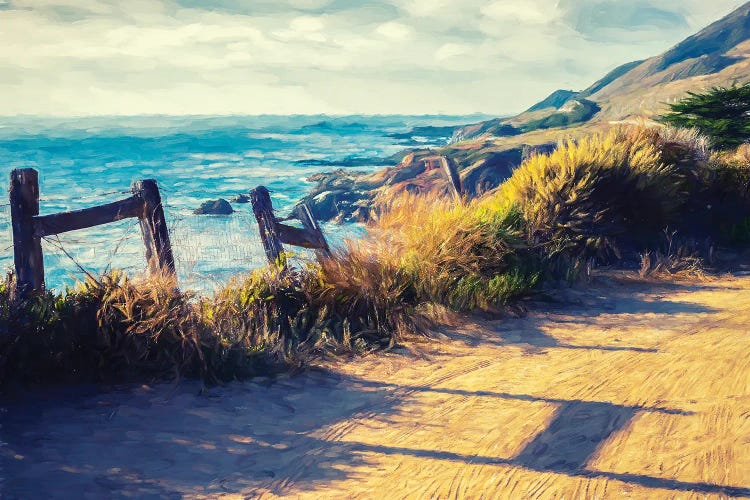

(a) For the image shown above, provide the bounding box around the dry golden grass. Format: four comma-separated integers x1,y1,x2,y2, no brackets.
4,125,750,388
480,128,683,266
365,193,539,310
0,270,294,386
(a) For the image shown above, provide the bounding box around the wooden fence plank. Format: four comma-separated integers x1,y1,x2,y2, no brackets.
277,223,326,249
34,196,142,238
294,203,331,257
9,168,44,292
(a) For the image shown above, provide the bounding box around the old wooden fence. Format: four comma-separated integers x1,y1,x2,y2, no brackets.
9,169,330,294
250,185,331,266
10,168,175,293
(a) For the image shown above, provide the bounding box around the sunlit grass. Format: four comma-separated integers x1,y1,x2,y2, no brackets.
3,124,750,387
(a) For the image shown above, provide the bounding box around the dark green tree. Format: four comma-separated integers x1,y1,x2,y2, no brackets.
661,83,750,149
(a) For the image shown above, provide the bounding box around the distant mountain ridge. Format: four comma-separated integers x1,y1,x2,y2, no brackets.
455,2,750,142
526,90,579,112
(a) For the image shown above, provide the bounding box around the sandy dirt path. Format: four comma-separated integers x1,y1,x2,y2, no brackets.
2,275,750,499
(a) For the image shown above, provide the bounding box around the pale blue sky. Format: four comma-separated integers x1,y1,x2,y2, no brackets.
0,0,745,115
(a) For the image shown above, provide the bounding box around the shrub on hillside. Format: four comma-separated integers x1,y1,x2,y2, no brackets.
483,128,684,267
703,144,750,244
661,83,750,149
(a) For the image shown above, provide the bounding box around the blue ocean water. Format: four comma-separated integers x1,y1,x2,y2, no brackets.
0,114,484,292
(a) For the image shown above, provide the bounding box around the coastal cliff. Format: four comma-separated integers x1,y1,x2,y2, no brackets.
297,144,555,222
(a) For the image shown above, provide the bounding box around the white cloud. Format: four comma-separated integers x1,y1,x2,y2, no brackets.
0,0,745,115
434,43,468,61
398,0,453,18
481,0,557,25
289,15,325,32
375,21,412,40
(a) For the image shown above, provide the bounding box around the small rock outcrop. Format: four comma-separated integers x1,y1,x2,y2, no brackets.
230,193,251,204
294,140,562,222
194,198,234,215
297,169,377,222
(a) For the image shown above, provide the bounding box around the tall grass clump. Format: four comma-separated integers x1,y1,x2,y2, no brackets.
0,271,290,387
481,128,686,271
0,260,432,387
368,194,540,311
210,260,426,356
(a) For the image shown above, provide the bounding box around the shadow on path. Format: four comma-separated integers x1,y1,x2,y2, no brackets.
2,279,745,498
446,290,719,353
337,440,750,497
3,371,747,498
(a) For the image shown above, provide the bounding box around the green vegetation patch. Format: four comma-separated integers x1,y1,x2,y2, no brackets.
661,83,750,149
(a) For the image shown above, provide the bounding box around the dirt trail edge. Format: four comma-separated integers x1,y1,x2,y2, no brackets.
3,276,750,499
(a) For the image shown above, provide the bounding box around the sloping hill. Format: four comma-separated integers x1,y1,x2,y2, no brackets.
456,2,750,140
582,59,646,96
526,89,579,112
303,3,750,223
597,2,750,95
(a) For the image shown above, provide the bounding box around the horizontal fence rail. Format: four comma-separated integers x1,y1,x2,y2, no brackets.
9,168,174,294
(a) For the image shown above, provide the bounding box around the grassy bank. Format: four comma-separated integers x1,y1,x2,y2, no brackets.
2,124,749,388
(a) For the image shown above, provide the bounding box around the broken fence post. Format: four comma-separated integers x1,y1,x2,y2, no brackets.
250,187,332,269
440,156,464,203
294,203,332,258
250,186,286,268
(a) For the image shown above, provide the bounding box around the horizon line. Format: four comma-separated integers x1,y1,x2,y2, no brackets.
0,112,506,120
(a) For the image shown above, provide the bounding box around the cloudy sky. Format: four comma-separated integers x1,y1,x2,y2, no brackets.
0,0,745,116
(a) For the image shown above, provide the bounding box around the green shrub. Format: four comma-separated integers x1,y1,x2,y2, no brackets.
661,83,750,149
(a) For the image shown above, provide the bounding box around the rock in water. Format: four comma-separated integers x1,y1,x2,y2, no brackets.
194,199,234,215
230,193,251,203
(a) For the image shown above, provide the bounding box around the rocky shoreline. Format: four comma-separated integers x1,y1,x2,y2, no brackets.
294,143,557,223
192,140,557,222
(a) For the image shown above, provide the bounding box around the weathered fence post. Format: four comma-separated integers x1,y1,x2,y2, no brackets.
294,204,331,258
250,186,285,267
440,156,464,203
422,156,464,203
9,168,44,293
132,179,175,277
